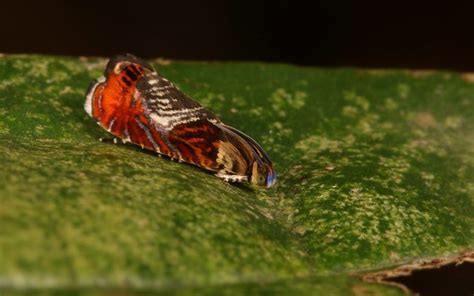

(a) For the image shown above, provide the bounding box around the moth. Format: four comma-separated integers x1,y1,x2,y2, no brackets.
85,54,276,187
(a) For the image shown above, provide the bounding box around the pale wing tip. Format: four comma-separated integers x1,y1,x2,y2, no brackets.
266,169,277,188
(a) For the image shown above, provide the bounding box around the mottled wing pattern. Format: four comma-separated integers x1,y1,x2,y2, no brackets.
138,72,216,120
136,72,221,130
136,72,251,178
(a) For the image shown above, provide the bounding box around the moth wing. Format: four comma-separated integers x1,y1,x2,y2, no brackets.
216,124,273,165
137,71,220,123
135,70,273,185
135,72,227,168
167,120,252,182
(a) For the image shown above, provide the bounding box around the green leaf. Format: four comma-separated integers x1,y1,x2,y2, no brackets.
1,55,473,295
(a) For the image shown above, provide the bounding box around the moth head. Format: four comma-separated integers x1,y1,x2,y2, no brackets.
250,160,277,188
84,76,105,118
105,53,154,76
85,54,154,119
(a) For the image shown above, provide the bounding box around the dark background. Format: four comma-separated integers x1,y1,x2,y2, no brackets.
2,1,474,71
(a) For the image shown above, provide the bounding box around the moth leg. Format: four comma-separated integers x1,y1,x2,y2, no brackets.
99,137,121,144
215,172,248,183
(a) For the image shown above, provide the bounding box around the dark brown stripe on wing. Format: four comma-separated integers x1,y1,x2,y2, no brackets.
121,76,132,86
125,68,138,81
